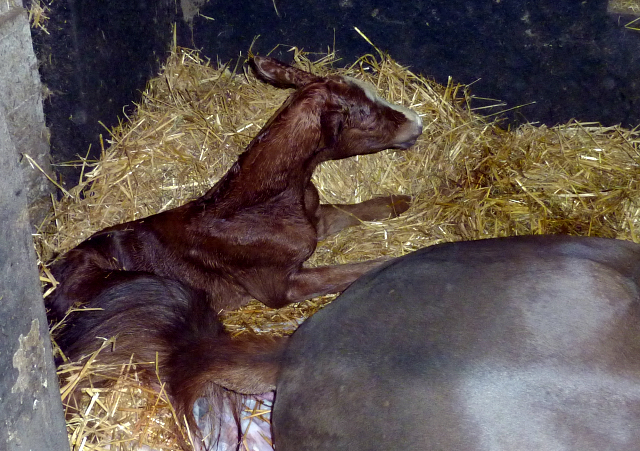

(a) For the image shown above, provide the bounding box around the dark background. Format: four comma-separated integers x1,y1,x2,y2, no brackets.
29,0,640,187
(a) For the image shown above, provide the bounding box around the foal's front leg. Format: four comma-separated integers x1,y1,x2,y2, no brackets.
304,182,411,240
242,185,410,308
315,196,412,240
252,188,411,307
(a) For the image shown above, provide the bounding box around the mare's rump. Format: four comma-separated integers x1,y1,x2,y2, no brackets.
273,236,640,451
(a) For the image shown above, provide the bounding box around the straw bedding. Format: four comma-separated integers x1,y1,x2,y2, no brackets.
35,46,640,450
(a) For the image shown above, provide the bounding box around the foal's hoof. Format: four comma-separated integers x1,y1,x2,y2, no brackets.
387,194,412,217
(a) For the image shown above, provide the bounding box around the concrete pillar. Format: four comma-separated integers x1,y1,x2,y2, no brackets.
0,4,69,451
0,1,55,223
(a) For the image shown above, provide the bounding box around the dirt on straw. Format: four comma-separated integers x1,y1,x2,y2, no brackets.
34,46,640,450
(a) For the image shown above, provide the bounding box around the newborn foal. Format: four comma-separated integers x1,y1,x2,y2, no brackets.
47,56,423,448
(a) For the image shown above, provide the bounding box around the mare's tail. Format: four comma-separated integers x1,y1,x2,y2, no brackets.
51,273,285,448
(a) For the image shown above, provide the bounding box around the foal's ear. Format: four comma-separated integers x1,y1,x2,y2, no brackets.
251,56,323,89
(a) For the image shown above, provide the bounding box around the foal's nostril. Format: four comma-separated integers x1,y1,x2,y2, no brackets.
392,120,422,149
396,137,419,149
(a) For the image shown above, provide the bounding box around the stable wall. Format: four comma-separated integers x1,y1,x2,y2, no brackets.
30,0,640,186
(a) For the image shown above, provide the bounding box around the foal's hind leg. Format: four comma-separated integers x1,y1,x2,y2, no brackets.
315,195,411,240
